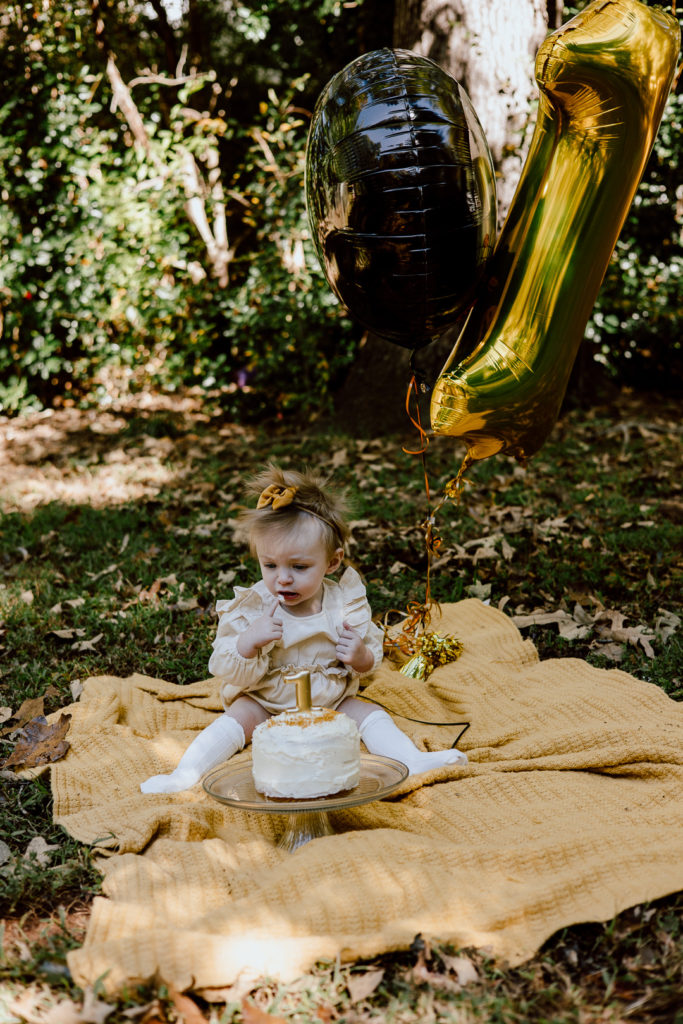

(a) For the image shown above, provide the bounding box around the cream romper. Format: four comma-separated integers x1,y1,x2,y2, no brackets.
208,566,385,713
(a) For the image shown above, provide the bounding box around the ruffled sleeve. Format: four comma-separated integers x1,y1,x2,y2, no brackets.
208,583,273,697
338,567,384,674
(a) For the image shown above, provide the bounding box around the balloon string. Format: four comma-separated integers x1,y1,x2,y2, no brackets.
402,372,437,612
383,369,470,661
402,374,430,457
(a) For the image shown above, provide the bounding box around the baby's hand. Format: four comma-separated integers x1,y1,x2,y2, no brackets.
237,600,283,658
336,621,375,674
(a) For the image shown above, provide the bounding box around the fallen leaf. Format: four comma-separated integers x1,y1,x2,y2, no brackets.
330,448,348,468
3,713,71,771
168,987,207,1024
0,706,12,725
70,680,84,700
71,633,103,652
0,840,11,866
594,642,625,662
241,999,287,1024
21,590,35,605
121,1000,165,1022
500,537,515,561
655,608,681,642
10,986,49,1023
347,969,384,1003
441,954,479,985
23,836,60,867
167,597,200,612
86,563,118,582
79,989,116,1024
466,580,491,601
49,629,87,640
2,696,45,735
512,609,573,629
408,962,461,993
42,999,85,1024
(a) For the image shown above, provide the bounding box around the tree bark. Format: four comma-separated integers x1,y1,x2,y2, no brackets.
394,0,549,223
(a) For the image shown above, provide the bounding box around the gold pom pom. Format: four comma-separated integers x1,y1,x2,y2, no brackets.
399,632,463,680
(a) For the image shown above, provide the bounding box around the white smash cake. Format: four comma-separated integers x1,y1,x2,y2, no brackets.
251,707,361,799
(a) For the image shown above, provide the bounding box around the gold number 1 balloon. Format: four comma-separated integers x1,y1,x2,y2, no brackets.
430,0,680,465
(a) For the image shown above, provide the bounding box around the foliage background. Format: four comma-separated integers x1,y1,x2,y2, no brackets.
0,0,681,418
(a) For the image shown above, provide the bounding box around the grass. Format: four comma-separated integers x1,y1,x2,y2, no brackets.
0,388,681,1022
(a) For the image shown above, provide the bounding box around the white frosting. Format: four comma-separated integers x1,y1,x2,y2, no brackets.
252,708,361,799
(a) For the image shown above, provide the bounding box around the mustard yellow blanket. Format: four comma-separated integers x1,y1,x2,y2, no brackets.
53,600,683,995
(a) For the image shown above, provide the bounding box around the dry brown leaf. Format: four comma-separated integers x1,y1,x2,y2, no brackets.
71,633,103,652
10,986,50,1023
2,696,45,735
440,953,479,985
3,713,71,771
330,448,348,469
167,597,200,612
121,1000,165,1022
655,608,681,641
168,987,207,1024
500,537,515,562
408,962,461,993
593,642,625,662
50,629,87,640
23,836,60,867
346,969,384,1003
86,563,118,582
241,999,288,1024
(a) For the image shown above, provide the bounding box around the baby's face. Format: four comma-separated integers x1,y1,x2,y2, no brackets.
256,525,343,616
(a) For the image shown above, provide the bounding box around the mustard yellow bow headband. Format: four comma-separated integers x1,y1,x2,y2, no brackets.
256,484,297,510
256,484,343,547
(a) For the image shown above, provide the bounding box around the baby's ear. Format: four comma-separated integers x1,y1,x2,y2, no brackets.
327,548,344,573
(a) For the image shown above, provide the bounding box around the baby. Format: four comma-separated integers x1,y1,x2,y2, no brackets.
141,466,467,793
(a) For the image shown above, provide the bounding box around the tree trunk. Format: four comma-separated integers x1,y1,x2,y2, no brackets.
393,0,550,224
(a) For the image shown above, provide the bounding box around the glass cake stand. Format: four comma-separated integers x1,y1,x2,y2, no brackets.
203,754,408,852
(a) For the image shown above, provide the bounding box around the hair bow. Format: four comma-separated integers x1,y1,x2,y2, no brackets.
256,484,298,510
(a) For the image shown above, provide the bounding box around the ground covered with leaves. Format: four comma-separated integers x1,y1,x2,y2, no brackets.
1,389,681,1023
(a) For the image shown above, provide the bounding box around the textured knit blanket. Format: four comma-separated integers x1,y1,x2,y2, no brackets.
52,599,683,995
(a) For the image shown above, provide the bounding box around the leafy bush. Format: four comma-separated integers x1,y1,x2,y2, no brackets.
0,2,359,417
586,88,682,391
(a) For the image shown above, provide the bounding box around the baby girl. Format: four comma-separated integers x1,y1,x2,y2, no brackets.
141,466,467,793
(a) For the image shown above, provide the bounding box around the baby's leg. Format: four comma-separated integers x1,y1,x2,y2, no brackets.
338,697,467,775
140,696,271,794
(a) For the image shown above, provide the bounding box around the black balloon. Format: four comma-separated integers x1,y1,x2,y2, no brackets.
306,48,497,349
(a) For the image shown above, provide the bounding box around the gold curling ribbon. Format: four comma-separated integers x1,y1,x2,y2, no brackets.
399,631,463,680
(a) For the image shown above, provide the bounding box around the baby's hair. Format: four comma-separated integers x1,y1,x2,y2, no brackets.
237,465,350,558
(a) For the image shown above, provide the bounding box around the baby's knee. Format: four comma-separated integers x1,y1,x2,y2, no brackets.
227,696,271,740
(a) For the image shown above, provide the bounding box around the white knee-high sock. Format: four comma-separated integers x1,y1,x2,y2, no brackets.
140,714,245,793
359,709,467,776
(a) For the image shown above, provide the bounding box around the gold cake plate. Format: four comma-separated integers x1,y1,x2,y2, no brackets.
203,754,408,852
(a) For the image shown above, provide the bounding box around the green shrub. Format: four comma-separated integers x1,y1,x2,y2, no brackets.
0,3,359,417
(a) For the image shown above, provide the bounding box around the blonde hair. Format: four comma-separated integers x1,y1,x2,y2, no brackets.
237,465,349,559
